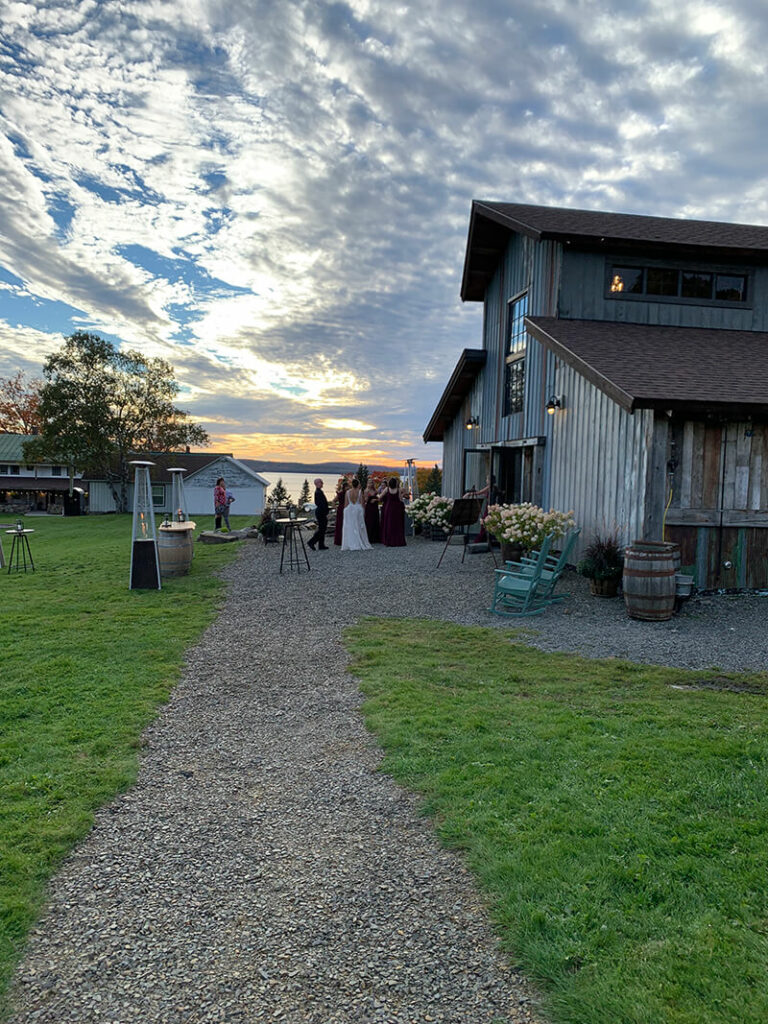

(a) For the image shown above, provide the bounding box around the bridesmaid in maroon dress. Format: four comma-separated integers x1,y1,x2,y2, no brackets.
379,477,406,547
333,480,348,546
363,479,380,543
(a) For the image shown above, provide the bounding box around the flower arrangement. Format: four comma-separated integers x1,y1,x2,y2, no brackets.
483,502,575,551
408,492,455,533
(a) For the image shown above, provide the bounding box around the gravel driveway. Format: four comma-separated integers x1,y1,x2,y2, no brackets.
8,537,768,1024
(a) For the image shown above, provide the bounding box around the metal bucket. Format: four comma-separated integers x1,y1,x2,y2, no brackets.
623,541,679,621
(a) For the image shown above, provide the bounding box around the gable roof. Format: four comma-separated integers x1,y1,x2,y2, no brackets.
0,433,32,461
462,201,768,301
526,316,768,416
423,349,486,442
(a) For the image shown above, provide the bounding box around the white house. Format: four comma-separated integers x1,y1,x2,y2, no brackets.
86,452,270,517
0,433,84,513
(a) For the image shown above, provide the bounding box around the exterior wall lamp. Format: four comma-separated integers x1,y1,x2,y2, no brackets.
465,415,480,430
546,395,562,415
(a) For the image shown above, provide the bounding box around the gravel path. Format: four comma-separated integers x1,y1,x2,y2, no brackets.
9,537,768,1024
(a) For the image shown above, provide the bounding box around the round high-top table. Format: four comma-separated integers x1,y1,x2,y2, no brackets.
6,528,35,573
275,518,310,573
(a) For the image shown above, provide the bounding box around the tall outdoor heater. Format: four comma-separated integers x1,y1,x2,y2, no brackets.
158,467,196,577
129,460,161,590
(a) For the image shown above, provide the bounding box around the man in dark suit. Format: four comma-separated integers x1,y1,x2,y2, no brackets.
307,478,329,550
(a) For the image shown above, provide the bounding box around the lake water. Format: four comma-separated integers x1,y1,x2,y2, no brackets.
259,471,346,503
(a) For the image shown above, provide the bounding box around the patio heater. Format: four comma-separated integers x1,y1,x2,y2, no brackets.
158,468,196,577
129,460,161,590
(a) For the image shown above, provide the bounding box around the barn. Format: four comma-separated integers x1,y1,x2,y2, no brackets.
424,201,768,588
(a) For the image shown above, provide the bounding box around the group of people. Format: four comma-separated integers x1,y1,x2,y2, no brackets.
308,477,407,552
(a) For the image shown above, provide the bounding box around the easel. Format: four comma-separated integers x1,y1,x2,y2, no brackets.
437,498,497,567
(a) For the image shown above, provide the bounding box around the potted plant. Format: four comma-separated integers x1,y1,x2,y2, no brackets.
577,532,624,597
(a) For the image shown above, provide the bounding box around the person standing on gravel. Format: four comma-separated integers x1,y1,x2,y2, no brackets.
213,477,227,532
308,478,329,550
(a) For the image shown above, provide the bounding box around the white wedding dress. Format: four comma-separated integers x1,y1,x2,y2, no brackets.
341,490,372,551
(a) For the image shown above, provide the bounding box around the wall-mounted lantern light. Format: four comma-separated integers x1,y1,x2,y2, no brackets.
465,415,479,430
546,395,562,415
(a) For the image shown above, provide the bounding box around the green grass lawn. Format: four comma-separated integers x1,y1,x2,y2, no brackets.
347,618,768,1024
0,513,250,1012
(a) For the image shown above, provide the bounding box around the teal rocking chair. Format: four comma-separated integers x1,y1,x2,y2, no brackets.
514,527,581,603
489,535,559,617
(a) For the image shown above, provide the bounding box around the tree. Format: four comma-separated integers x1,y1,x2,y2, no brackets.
0,371,43,434
268,478,291,507
23,332,208,511
425,464,442,495
298,478,311,507
355,463,369,488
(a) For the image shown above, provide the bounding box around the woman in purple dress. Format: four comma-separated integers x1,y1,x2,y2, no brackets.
333,480,348,546
363,479,380,543
379,477,406,547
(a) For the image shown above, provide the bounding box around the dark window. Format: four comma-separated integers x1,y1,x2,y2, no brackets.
609,264,748,304
646,268,679,296
716,274,747,301
10,465,20,475
681,271,713,299
504,358,525,415
51,465,62,476
152,484,165,507
610,267,643,293
0,465,7,474
26,464,34,471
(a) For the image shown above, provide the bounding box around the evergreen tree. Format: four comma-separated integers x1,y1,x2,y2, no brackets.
425,464,442,494
356,463,369,488
268,478,291,506
298,478,311,506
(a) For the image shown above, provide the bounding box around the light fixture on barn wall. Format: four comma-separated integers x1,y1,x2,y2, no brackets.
465,415,479,430
546,395,562,415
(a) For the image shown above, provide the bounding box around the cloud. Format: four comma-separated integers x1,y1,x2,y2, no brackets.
2,0,768,462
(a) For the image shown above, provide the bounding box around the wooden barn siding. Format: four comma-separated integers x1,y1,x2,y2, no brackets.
441,373,484,497
559,251,768,329
547,362,653,561
666,420,768,587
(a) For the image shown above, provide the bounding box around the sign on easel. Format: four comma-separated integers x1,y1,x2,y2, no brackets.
436,498,484,568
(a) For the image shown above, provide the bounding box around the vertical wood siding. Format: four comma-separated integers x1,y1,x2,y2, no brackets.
666,420,768,587
547,362,653,560
559,250,768,329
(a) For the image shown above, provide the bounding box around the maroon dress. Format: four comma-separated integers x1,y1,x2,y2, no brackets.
364,494,380,543
333,493,345,545
380,489,406,547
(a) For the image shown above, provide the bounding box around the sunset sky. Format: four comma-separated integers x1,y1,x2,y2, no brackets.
3,0,768,466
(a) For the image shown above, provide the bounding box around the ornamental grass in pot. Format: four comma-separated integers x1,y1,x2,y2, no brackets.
577,531,624,597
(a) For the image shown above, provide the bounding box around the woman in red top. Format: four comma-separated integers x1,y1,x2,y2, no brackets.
213,477,227,531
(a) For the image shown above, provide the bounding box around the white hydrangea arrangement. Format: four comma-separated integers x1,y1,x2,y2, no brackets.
409,492,455,533
483,502,575,551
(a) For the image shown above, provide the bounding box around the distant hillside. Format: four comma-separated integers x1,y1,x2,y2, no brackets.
240,459,401,474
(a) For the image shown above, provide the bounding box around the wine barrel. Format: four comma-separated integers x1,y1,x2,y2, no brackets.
623,541,678,621
158,525,195,577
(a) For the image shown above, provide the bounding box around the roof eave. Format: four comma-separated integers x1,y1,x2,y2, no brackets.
423,349,487,443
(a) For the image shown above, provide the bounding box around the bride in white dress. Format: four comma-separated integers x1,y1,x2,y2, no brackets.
341,478,372,551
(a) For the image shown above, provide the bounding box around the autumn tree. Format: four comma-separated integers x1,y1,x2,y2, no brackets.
0,370,43,434
23,332,208,511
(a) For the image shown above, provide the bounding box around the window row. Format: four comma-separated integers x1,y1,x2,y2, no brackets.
0,464,65,475
609,265,748,303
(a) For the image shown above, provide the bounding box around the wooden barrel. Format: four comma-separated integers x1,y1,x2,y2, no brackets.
623,541,678,621
158,525,195,577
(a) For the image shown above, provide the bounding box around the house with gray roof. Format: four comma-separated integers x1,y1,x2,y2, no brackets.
0,433,84,513
424,201,768,588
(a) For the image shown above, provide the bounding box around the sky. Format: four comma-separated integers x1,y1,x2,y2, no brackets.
3,0,768,467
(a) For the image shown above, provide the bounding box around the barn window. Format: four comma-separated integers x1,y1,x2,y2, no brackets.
152,484,165,507
504,292,528,416
608,264,748,305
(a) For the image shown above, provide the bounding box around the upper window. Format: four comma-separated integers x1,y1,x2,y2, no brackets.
51,465,62,476
609,264,748,304
504,292,528,416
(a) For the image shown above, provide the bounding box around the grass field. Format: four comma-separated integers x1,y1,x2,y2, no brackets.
0,513,247,1012
347,618,768,1024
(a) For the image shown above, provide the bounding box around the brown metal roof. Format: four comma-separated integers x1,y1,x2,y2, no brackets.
423,349,486,442
462,201,768,301
0,476,72,492
526,316,768,415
